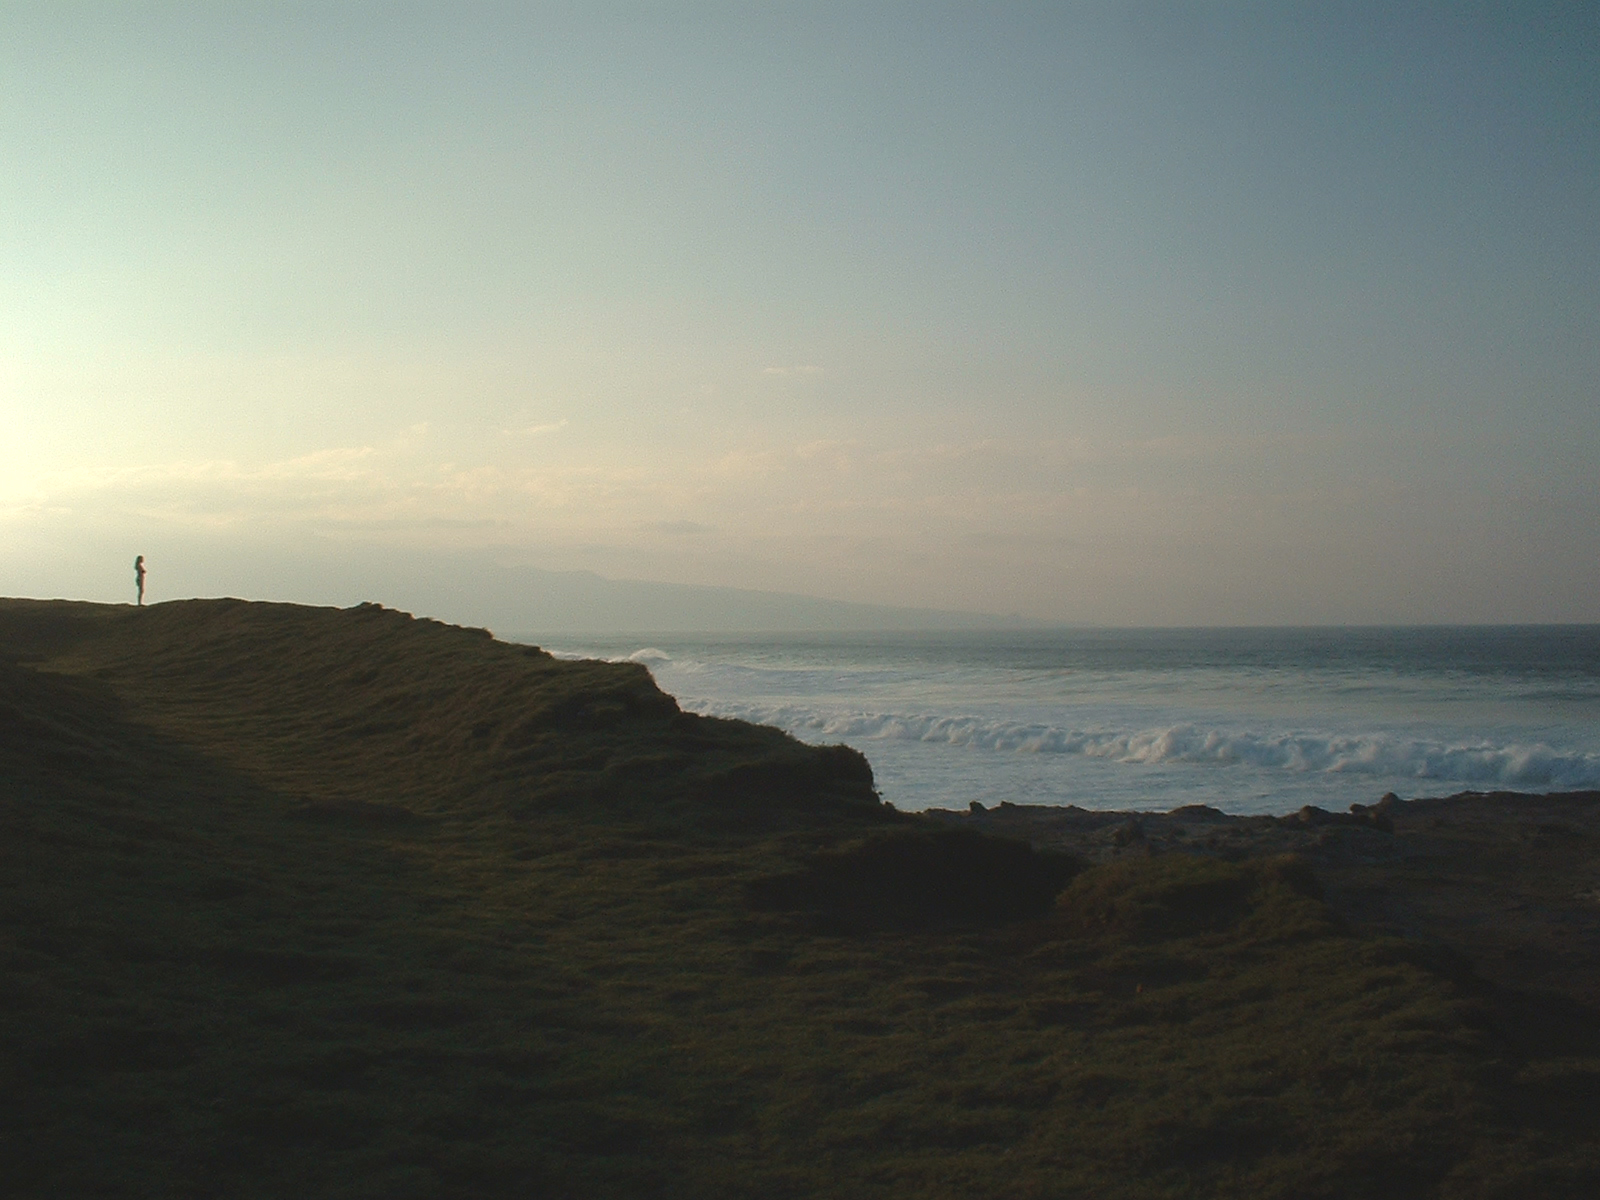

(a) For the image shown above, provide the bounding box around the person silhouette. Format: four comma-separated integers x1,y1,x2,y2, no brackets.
135,555,146,606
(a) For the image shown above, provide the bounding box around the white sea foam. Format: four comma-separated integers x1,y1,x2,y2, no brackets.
548,647,672,665
529,629,1600,813
675,700,1600,791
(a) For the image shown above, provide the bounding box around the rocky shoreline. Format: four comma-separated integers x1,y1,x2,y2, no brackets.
928,790,1600,1006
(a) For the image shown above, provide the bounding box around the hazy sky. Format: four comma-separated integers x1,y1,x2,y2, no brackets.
4,2,1597,625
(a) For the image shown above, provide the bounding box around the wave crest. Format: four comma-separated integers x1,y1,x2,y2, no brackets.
681,701,1600,790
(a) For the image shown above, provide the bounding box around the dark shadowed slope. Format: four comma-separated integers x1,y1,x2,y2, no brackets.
2,597,881,824
3,598,1599,1199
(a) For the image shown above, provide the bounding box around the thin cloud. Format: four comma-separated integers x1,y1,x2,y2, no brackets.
642,520,714,535
502,419,570,437
794,440,855,470
761,365,824,376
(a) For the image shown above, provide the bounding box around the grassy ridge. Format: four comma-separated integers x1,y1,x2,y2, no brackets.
3,599,1598,1198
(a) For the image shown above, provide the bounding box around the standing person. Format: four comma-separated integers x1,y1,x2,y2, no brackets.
135,555,146,606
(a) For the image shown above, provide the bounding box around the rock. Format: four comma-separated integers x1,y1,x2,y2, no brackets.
1348,799,1395,833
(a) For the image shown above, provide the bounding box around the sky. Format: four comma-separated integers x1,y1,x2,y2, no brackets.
3,1,1597,626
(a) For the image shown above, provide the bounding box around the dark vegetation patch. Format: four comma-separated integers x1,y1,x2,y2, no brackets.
3,597,1599,1198
287,798,431,827
747,827,1084,930
1053,853,1328,942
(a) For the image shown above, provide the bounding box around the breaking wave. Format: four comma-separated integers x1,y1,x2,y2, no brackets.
679,700,1600,790
548,647,672,665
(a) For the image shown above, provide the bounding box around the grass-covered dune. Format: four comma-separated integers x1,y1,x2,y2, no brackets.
3,598,1598,1198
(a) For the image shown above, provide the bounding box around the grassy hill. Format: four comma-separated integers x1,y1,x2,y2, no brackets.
3,598,1598,1198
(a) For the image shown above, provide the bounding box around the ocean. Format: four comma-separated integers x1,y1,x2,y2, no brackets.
528,627,1600,817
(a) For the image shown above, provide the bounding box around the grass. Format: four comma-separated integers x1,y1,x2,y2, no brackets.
3,597,1598,1198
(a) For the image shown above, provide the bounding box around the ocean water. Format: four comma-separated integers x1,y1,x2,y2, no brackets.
528,628,1600,817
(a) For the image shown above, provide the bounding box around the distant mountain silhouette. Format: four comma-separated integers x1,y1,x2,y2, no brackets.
67,541,1040,633
442,561,1040,634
